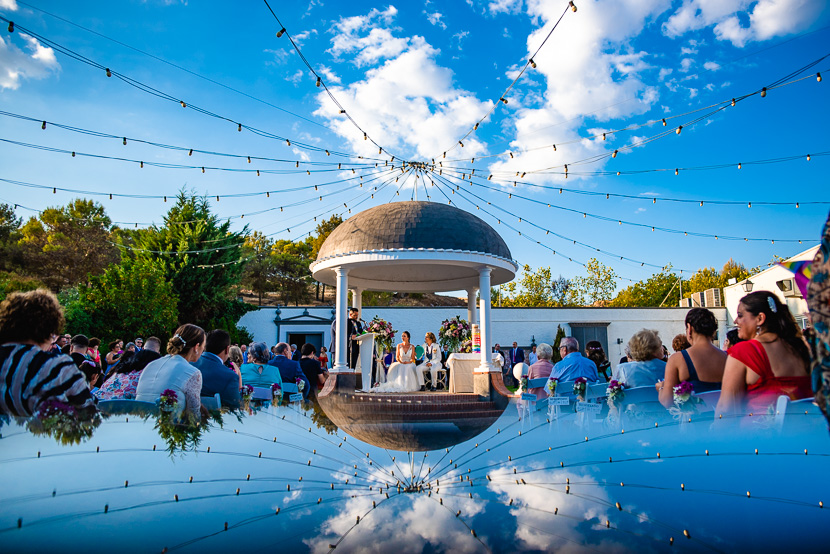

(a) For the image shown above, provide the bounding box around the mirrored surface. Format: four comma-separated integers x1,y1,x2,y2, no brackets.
1,399,829,553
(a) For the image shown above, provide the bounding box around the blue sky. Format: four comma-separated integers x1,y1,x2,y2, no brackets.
0,0,828,290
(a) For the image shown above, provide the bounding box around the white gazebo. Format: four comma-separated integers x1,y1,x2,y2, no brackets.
311,201,517,389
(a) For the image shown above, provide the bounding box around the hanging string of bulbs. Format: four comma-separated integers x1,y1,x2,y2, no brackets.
262,0,400,163
435,1,577,160
0,15,385,160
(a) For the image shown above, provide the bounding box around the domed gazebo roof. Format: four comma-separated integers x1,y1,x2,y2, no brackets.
311,201,517,293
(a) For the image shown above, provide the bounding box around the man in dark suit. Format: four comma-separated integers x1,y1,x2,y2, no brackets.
269,342,311,399
192,329,241,409
506,341,525,387
347,307,364,370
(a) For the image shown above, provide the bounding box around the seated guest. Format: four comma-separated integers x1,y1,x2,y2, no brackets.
585,340,611,381
613,330,666,387
659,308,726,408
416,332,442,391
672,334,691,353
228,345,244,369
529,343,554,400
550,337,599,382
299,343,327,399
192,329,241,409
268,342,310,399
722,328,744,351
0,289,96,416
69,334,103,388
716,291,811,415
97,336,162,400
136,324,206,420
240,342,283,389
105,339,124,374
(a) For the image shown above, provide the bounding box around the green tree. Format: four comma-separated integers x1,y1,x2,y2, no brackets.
132,191,250,326
0,203,24,275
310,215,342,301
64,258,179,341
18,199,119,291
568,258,618,306
612,266,681,307
552,325,566,363
241,231,275,306
498,265,573,307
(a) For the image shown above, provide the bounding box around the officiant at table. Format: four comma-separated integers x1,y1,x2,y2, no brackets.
417,332,443,391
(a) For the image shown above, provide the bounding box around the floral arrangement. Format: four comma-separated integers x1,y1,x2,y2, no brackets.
546,378,558,396
573,377,587,398
606,380,625,402
296,377,305,392
520,376,528,392
672,381,702,411
438,316,472,353
367,316,396,356
27,398,101,446
271,382,282,407
158,389,179,413
241,385,254,401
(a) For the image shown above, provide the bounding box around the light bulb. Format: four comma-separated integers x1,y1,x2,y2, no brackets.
471,158,475,163
164,196,167,202
286,139,290,146
295,161,299,168
760,87,767,97
106,68,111,78
326,150,330,156
509,152,514,158
661,118,666,126
459,141,464,147
257,170,260,176
238,124,242,132
277,28,286,38
180,101,186,108
500,97,508,104
42,121,46,130
123,137,127,146
559,188,562,193
807,154,811,161
569,1,577,12
612,150,618,158
474,122,479,130
201,167,204,173
247,156,251,163
564,164,568,173
616,171,620,176
266,191,270,197
738,162,742,169
602,133,606,141
216,196,220,202
8,21,13,33
817,72,822,82
530,58,536,69
748,202,751,208
675,168,678,175
731,98,736,107
552,144,556,151
339,109,346,114
521,172,526,178
700,201,703,207
53,187,56,194
188,149,193,156
364,132,367,140
139,161,144,168
653,198,656,203
316,77,321,87
676,125,682,135
488,175,492,180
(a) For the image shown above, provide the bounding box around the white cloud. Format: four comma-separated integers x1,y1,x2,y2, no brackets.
688,87,698,98
315,10,492,160
703,61,721,71
292,29,318,47
680,46,697,54
0,33,59,90
663,0,824,46
287,68,305,85
486,0,669,184
453,31,470,49
679,57,693,72
264,48,289,66
488,0,524,15
425,11,447,30
318,65,341,85
658,67,672,81
0,0,19,10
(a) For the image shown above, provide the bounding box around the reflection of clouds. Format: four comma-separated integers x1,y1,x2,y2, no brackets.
306,492,486,553
488,465,615,552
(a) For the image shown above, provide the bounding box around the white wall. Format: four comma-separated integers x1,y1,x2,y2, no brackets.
722,246,817,328
238,305,728,371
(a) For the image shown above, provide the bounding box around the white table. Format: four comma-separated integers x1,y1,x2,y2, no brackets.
447,353,504,393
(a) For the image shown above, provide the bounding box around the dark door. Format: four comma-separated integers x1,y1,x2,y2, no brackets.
569,324,609,355
288,333,323,352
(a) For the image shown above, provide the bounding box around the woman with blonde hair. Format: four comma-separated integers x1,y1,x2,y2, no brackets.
135,324,206,419
612,329,666,387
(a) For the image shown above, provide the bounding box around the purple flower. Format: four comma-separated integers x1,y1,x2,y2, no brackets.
673,381,694,396
574,377,587,385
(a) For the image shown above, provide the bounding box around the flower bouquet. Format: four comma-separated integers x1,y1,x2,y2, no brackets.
367,316,396,363
158,389,178,413
670,381,703,420
573,377,587,400
271,382,282,407
546,378,558,396
27,398,101,446
438,316,472,353
606,380,625,404
241,384,254,410
296,377,305,393
520,376,528,392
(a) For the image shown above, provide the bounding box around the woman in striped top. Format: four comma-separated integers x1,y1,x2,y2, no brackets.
0,289,96,417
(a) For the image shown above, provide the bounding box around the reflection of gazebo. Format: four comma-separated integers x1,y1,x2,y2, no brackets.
311,201,517,393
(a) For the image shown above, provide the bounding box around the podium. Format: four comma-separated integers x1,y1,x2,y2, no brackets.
354,333,376,390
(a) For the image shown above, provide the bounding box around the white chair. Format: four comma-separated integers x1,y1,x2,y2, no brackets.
251,387,272,401
527,377,548,389
199,393,221,411
587,382,609,401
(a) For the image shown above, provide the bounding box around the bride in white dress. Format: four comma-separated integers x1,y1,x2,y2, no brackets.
372,331,419,393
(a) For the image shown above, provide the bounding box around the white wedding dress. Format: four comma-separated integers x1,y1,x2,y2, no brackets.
372,344,419,393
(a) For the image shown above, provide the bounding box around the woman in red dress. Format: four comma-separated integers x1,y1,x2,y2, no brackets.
716,291,811,415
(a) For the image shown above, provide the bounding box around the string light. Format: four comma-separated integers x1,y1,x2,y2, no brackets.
500,97,508,104
612,150,618,158
676,125,682,135
316,76,321,87
105,68,111,78
818,72,822,82
41,121,46,130
7,21,13,32
529,58,537,69
276,28,286,38
661,118,667,126
180,101,186,108
760,87,767,97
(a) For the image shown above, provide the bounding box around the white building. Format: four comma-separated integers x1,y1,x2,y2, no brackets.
722,245,818,329
238,305,727,371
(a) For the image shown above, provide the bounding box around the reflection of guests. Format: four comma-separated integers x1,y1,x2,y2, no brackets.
716,291,811,415
612,330,666,387
193,329,241,409
0,289,96,416
348,308,363,370
417,332,443,391
269,342,311,399
240,342,283,389
529,343,554,400
550,337,600,382
136,324,206,419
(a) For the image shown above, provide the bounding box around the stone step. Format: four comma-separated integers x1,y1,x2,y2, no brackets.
342,410,505,421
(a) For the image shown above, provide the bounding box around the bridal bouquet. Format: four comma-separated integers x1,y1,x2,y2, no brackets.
546,378,558,396
439,316,471,353
367,316,396,356
158,389,179,413
573,377,587,399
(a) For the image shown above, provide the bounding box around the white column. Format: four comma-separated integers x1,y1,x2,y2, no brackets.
466,288,478,325
333,267,350,373
478,268,493,372
351,287,362,313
